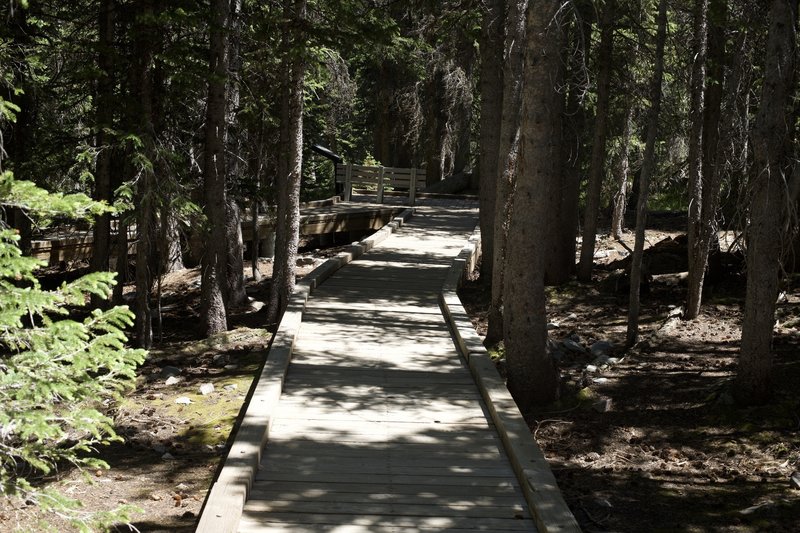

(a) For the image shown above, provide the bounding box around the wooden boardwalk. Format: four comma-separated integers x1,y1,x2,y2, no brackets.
238,204,537,532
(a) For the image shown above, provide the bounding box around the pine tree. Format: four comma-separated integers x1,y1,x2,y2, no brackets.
0,172,146,530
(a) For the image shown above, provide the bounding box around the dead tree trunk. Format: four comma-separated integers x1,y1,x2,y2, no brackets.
685,0,710,319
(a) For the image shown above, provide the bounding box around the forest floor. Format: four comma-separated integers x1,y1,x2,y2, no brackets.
460,217,800,532
2,220,799,532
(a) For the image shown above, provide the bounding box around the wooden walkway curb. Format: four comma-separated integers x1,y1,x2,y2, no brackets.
196,209,415,533
439,228,581,533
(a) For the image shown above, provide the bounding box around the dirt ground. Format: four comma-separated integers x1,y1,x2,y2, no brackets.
2,223,799,532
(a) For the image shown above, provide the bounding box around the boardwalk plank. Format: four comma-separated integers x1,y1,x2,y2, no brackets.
239,513,533,531
238,206,536,532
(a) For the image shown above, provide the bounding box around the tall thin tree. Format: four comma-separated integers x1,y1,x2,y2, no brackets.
201,0,232,336
267,0,306,325
504,0,565,408
133,0,160,349
685,0,709,319
735,0,798,405
477,0,504,281
577,0,615,282
626,0,668,347
486,0,528,344
90,0,115,282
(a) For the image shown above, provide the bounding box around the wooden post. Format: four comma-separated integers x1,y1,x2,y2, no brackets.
409,168,417,206
344,163,352,201
377,166,385,204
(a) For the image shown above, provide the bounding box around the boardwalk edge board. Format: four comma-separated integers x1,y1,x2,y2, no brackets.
195,208,415,533
438,225,582,533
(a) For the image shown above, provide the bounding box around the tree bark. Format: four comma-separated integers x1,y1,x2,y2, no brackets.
685,0,710,319
486,0,527,345
7,6,34,255
133,0,160,349
577,0,615,282
158,205,184,273
611,105,634,239
626,0,667,347
545,0,592,285
504,0,564,409
225,0,248,308
735,0,797,405
267,0,306,325
200,0,231,336
90,0,115,279
477,0,505,281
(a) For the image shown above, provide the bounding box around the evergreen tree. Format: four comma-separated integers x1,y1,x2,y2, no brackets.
0,173,146,531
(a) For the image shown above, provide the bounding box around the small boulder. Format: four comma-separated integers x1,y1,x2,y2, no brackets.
175,397,192,405
165,376,181,386
199,383,215,396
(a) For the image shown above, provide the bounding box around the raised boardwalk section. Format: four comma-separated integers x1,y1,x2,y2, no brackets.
198,199,578,533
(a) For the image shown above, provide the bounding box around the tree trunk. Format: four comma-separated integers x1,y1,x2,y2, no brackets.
91,0,115,279
626,0,667,347
225,0,247,308
486,0,527,345
267,0,306,325
133,0,159,349
686,0,726,319
373,62,393,166
611,104,634,239
424,68,448,185
545,0,592,285
201,0,231,336
504,0,564,409
226,198,248,306
685,0,710,319
8,6,34,255
577,0,614,282
250,198,262,281
158,205,184,273
735,0,797,405
477,0,504,281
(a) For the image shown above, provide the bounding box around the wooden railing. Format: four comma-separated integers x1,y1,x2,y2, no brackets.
335,163,427,205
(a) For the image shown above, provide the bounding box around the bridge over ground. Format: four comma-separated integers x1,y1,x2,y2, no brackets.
197,197,579,532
